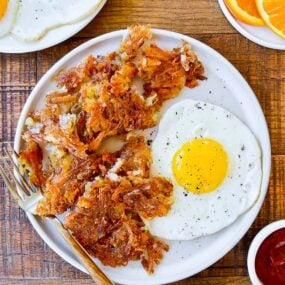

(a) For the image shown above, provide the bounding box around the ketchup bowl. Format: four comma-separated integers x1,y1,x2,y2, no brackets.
248,220,285,285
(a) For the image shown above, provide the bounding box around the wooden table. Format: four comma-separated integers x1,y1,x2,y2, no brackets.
0,1,284,284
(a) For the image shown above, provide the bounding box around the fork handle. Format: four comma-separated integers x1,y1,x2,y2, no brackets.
52,219,115,285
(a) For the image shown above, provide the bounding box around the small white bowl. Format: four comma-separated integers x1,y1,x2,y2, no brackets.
247,220,285,285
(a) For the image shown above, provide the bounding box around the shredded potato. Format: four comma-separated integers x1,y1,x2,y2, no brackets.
19,141,45,187
65,175,172,273
19,24,205,273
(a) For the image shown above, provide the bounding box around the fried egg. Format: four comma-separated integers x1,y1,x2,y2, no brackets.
0,0,19,38
148,99,262,240
11,0,102,41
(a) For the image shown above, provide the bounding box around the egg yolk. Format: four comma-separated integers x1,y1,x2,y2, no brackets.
172,138,228,194
0,0,8,20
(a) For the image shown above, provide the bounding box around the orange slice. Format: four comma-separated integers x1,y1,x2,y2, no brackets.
224,0,265,26
256,0,285,39
0,0,8,20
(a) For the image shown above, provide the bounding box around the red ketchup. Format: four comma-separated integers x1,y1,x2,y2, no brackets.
255,228,285,285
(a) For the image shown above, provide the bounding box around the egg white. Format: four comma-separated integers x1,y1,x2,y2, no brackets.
147,99,262,240
11,0,103,41
0,0,19,38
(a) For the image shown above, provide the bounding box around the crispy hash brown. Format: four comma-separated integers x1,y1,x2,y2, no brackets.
19,24,205,273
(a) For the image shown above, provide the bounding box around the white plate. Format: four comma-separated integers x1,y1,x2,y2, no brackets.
14,29,271,285
218,0,285,50
0,0,107,53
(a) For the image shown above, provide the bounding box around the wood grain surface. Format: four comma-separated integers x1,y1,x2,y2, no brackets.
0,0,284,284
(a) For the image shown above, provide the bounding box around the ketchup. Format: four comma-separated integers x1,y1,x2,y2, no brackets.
255,228,285,285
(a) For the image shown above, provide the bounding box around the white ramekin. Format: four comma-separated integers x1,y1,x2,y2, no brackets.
247,220,285,285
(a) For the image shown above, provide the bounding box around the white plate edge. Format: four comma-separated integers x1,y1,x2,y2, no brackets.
217,0,285,50
0,0,107,53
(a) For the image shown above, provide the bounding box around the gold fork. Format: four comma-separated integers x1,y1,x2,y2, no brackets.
0,147,114,285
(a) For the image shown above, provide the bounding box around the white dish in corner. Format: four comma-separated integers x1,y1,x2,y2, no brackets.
218,0,285,50
248,220,285,285
14,29,271,285
0,0,107,53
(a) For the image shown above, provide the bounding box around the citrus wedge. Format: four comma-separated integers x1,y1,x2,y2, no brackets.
0,0,8,20
256,0,285,39
225,0,265,26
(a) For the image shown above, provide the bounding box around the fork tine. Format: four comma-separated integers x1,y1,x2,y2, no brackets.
4,148,33,194
12,149,19,157
23,172,39,193
3,158,30,197
0,163,23,204
4,148,31,194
